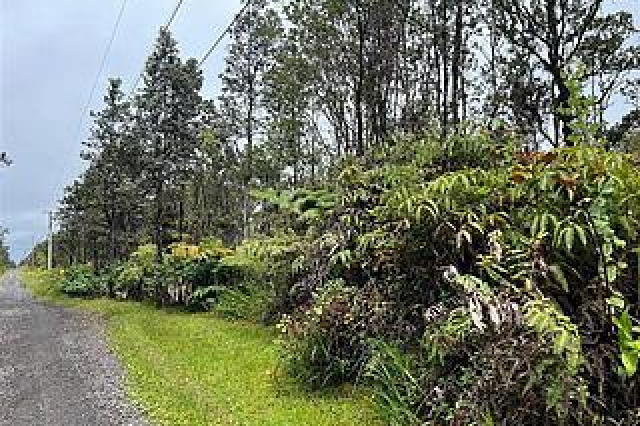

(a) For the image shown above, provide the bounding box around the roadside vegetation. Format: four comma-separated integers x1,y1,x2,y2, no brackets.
17,0,640,424
24,129,640,424
21,268,379,426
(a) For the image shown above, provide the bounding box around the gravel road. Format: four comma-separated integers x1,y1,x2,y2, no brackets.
0,270,147,426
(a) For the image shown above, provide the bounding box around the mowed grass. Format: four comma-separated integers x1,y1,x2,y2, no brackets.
21,269,380,425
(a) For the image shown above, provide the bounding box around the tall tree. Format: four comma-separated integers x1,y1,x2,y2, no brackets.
219,0,281,239
82,78,138,265
0,227,12,273
134,28,203,258
492,0,639,146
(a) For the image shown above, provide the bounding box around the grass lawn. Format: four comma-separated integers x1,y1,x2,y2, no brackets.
21,269,380,425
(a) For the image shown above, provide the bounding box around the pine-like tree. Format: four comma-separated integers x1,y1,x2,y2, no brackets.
134,28,203,259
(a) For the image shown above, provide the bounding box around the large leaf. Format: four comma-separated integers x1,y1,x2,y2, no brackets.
621,350,638,377
548,264,569,292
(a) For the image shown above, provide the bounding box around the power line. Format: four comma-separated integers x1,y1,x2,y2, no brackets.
165,0,186,28
129,0,246,98
51,0,129,206
128,0,187,96
198,2,250,66
71,0,129,154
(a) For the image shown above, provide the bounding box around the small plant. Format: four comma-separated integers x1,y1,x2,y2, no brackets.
62,264,104,298
365,341,424,426
278,280,371,389
608,293,640,378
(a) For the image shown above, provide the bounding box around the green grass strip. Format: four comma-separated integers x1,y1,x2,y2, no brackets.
21,269,379,425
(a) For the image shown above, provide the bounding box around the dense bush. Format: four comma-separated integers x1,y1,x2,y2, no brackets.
62,264,104,298
278,279,378,388
109,243,158,300
56,239,278,319
273,132,640,423
46,128,640,423
211,235,311,322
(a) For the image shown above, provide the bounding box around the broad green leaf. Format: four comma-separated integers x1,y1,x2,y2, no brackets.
549,264,569,292
619,311,633,334
606,265,618,283
554,330,569,355
603,243,613,258
564,226,575,252
574,225,587,247
606,295,625,310
621,350,638,377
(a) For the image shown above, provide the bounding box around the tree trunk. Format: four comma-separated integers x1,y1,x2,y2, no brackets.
556,79,575,146
355,4,365,157
451,0,463,131
244,0,254,241
441,0,449,140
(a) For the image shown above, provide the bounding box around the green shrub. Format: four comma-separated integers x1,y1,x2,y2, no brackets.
212,284,274,322
223,236,309,322
365,342,426,426
62,264,104,298
366,290,589,425
278,280,374,389
267,133,640,422
186,285,220,310
112,261,144,297
184,249,255,311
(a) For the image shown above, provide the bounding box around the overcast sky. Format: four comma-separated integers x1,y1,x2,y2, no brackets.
0,1,638,262
1,0,241,261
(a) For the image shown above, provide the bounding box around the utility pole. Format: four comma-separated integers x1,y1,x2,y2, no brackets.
47,211,53,270
30,235,35,267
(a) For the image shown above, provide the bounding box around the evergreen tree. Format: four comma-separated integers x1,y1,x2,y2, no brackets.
219,0,281,239
134,28,203,258
82,78,139,264
0,227,12,273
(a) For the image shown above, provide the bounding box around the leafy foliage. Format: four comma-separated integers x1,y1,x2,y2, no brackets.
278,279,373,388
270,132,640,423
62,265,104,298
0,227,13,274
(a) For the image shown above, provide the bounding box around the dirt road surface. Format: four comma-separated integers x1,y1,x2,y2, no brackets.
0,270,146,425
